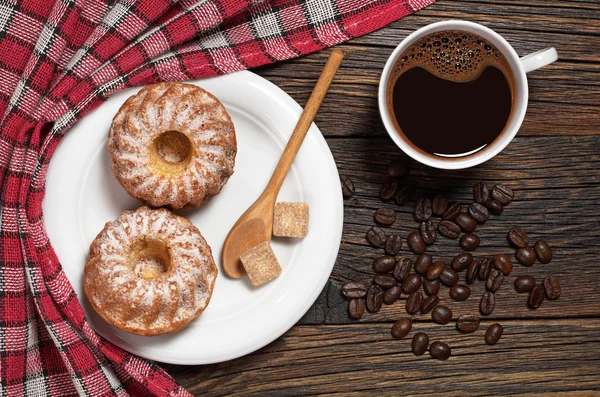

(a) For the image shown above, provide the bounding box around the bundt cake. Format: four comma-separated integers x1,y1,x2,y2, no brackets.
84,206,218,336
108,82,237,210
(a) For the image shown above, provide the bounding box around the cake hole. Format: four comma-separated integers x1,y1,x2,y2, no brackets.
150,130,193,174
129,237,172,279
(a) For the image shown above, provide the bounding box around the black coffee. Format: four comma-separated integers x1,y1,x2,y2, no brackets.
386,30,515,158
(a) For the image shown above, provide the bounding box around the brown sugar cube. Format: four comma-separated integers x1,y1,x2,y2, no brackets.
240,241,282,286
273,202,309,238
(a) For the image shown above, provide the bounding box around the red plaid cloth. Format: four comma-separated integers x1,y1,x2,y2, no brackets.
0,0,434,395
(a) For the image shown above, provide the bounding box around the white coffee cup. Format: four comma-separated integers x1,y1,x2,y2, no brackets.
378,20,557,170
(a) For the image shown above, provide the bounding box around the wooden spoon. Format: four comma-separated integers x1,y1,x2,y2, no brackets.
222,50,344,278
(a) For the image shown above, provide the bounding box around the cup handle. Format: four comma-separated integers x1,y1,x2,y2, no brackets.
520,47,558,73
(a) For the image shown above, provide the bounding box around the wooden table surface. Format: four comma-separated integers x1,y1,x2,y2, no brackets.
165,1,600,395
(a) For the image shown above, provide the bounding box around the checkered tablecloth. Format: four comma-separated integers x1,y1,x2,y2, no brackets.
0,0,434,395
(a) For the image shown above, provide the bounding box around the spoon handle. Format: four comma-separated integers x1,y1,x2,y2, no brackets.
263,50,344,199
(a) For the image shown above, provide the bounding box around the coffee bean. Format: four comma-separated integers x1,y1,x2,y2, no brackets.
486,269,504,292
406,291,423,314
366,226,386,247
439,220,461,239
373,255,397,273
348,298,365,319
432,305,452,324
491,184,514,205
460,233,480,251
480,291,495,315
543,275,561,300
515,247,536,266
375,208,396,226
514,276,536,293
468,202,490,223
366,284,384,313
455,212,477,233
457,314,480,332
429,341,451,360
493,254,513,275
342,281,368,299
507,226,529,248
440,266,459,286
412,332,429,356
466,260,481,284
407,232,425,254
432,194,449,216
423,279,440,296
385,235,403,255
380,178,399,201
388,160,408,178
528,285,545,309
473,182,489,204
395,186,413,206
451,253,473,272
394,258,413,281
478,258,493,281
340,175,355,198
484,198,504,215
442,201,462,220
414,197,432,222
420,220,437,245
534,240,553,264
401,274,422,294
374,274,397,289
391,318,412,339
414,253,432,274
426,261,445,281
421,294,440,314
449,284,471,301
485,323,504,345
383,285,403,305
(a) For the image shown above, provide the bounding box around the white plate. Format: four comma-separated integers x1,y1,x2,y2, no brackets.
44,71,343,365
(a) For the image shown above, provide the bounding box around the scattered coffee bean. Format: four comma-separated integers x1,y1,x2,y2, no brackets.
466,260,481,284
491,184,514,205
478,258,493,281
391,318,412,339
485,323,503,345
468,202,490,223
429,341,451,360
406,291,424,314
439,220,461,239
342,281,368,299
412,332,429,356
440,266,459,286
455,212,477,233
515,247,536,266
367,227,386,248
534,240,553,264
473,182,490,204
407,232,426,254
426,261,445,281
340,175,355,198
507,226,529,248
432,305,453,324
451,253,473,272
514,276,536,293
460,233,480,251
388,160,408,178
394,258,413,281
484,198,504,215
432,194,449,216
423,279,440,296
457,314,480,332
414,197,433,222
366,284,384,313
528,285,545,309
385,234,403,255
493,254,513,275
395,186,413,206
383,285,403,305
480,291,495,315
414,253,432,274
442,202,462,220
421,294,440,314
420,220,437,245
450,284,471,301
375,208,396,226
486,269,504,292
374,274,397,289
348,298,365,319
401,274,423,294
543,275,561,300
380,178,399,201
373,255,397,273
